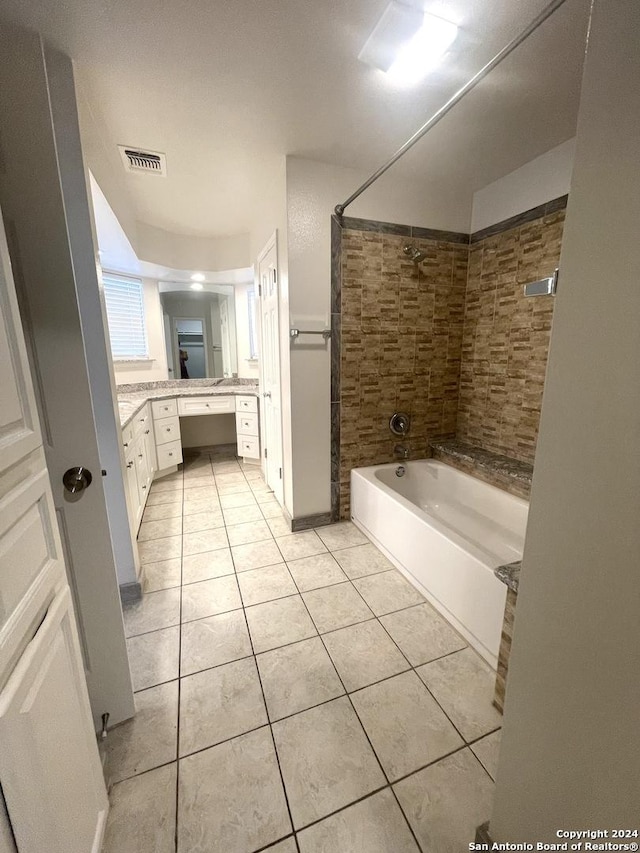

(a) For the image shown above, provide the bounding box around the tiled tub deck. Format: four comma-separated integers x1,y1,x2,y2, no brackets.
103,449,502,853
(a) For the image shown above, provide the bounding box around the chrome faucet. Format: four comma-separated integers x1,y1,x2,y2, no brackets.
394,444,410,460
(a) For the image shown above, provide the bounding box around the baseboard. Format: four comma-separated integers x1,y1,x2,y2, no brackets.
119,581,142,605
291,511,333,532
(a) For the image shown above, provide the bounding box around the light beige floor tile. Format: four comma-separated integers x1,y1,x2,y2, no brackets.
256,636,344,721
179,657,267,756
223,503,264,525
255,490,278,504
123,588,181,638
275,531,327,562
227,519,273,546
351,671,463,781
105,681,178,785
183,474,215,488
322,619,410,692
180,610,252,676
217,481,252,496
245,595,317,653
181,575,242,622
333,543,396,579
315,521,368,552
182,527,228,557
182,509,224,534
127,626,180,691
470,729,502,781
417,648,502,741
138,517,182,542
259,499,285,518
266,515,292,537
138,535,182,563
212,460,242,474
380,603,467,666
142,558,181,592
302,582,373,633
243,468,264,481
272,696,385,829
219,491,259,509
352,570,425,616
297,788,419,853
142,502,182,522
237,563,297,606
393,749,494,851
146,491,182,507
183,485,219,501
103,763,177,853
150,479,183,493
215,472,248,487
182,496,222,516
182,548,235,584
286,553,347,592
178,727,291,853
232,539,283,572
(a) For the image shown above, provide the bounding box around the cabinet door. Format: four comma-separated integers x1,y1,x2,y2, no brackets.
143,421,156,479
0,587,107,853
133,436,149,519
124,448,140,530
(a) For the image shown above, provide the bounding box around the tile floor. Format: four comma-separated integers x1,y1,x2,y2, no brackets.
102,449,502,853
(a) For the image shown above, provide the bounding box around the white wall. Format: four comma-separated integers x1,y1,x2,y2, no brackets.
284,156,471,518
471,138,576,233
491,0,640,837
235,282,259,380
137,222,250,271
113,277,169,385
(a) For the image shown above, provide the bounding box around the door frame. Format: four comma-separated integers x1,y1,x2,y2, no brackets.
173,316,209,380
257,231,284,504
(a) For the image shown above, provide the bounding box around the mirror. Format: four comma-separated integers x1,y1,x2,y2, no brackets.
158,282,249,380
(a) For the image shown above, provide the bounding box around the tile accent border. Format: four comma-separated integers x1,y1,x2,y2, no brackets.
291,512,333,532
494,588,518,714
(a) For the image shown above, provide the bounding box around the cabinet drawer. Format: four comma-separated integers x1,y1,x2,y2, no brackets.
178,396,234,416
236,395,258,413
133,405,150,438
155,416,181,446
237,435,260,459
156,440,183,470
235,411,259,437
152,398,178,420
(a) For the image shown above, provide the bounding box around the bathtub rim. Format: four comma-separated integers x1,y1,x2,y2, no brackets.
352,459,528,570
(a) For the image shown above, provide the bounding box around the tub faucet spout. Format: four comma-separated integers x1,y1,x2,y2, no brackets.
394,444,410,460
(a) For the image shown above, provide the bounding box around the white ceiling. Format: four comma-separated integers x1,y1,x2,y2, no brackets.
2,0,590,239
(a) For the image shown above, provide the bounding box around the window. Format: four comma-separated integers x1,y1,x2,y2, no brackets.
102,273,148,359
247,287,258,359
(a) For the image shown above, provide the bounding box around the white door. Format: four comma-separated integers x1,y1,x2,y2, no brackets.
258,235,284,504
0,26,133,730
0,216,107,851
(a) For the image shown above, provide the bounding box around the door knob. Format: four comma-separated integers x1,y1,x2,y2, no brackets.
263,391,271,398
63,466,93,494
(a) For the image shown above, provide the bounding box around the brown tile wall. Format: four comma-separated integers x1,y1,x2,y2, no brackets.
493,587,517,713
338,230,468,518
458,210,565,464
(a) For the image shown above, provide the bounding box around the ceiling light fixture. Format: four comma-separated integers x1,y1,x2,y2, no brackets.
191,272,205,282
358,2,458,86
190,283,204,291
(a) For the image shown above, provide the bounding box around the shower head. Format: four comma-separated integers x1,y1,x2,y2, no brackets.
403,244,426,263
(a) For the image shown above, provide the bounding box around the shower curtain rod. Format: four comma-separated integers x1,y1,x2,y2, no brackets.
334,0,570,217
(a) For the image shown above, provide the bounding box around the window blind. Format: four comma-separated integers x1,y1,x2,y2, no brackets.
102,273,148,359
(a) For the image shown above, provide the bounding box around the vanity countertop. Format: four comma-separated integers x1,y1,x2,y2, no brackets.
117,380,259,429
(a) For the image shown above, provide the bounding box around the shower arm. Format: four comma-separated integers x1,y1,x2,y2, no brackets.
334,0,571,218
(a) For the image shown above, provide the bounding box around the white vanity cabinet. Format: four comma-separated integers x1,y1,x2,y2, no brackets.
235,395,260,460
152,398,183,473
122,402,156,530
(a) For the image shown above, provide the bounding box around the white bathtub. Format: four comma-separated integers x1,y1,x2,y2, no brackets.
350,460,529,668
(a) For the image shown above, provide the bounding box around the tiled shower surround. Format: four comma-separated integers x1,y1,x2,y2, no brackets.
332,198,567,518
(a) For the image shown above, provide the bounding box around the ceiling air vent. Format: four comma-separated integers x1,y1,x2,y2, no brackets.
118,146,167,176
